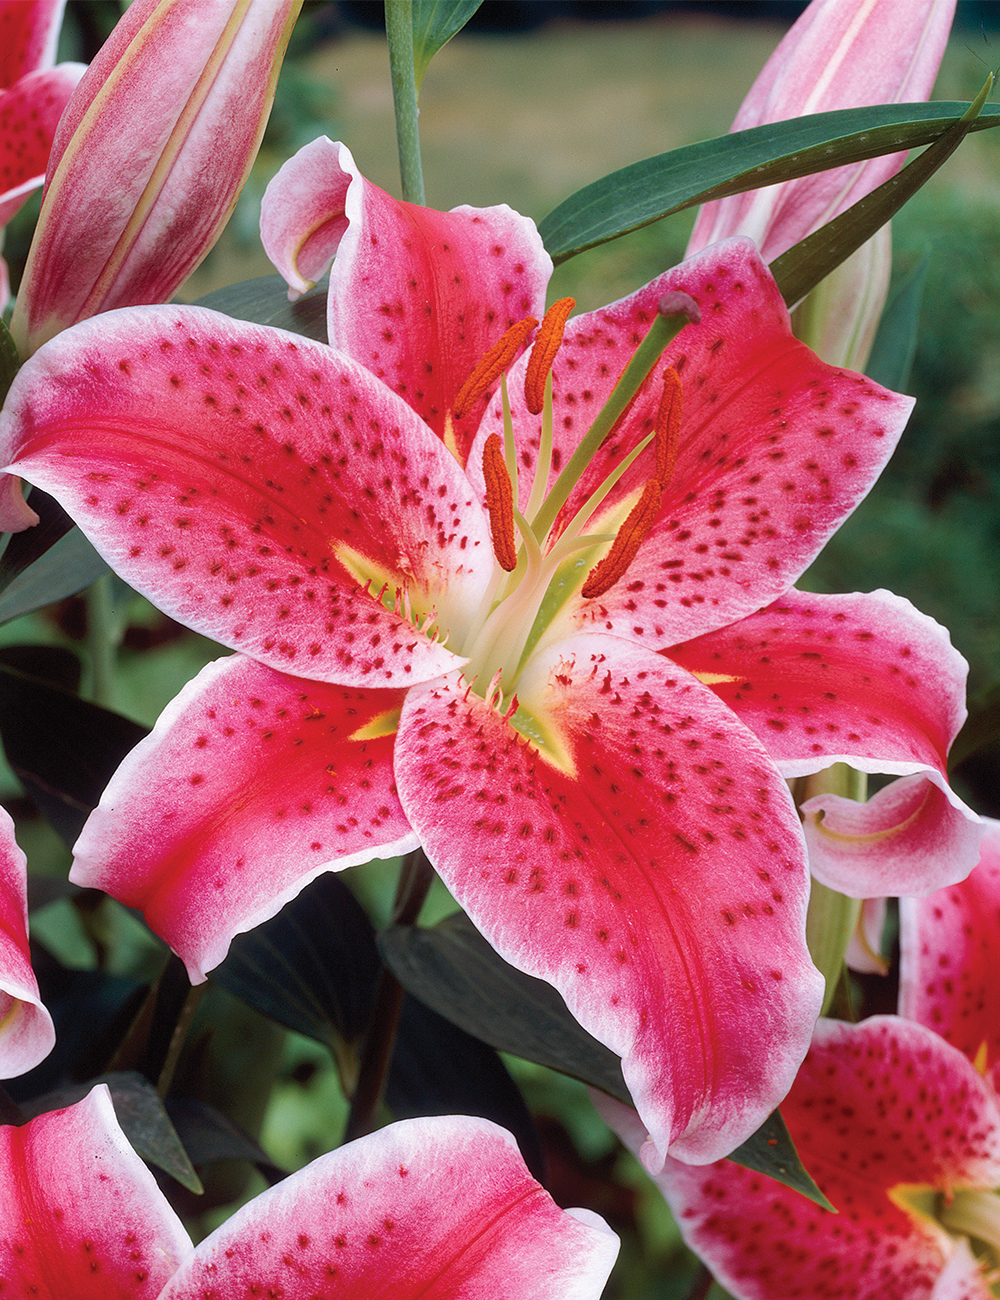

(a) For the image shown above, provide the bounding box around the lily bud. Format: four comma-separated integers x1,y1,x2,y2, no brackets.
9,0,302,359
687,0,955,366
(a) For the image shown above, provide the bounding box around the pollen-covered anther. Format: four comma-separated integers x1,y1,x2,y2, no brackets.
524,297,575,415
582,478,663,599
482,433,518,571
654,367,683,487
452,315,538,419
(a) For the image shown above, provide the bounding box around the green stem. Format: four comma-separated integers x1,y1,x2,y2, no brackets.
86,572,119,708
384,0,425,204
342,848,435,1142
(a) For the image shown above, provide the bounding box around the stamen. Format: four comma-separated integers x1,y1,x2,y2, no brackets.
581,479,662,599
524,297,575,415
452,315,538,419
654,367,683,486
482,432,518,571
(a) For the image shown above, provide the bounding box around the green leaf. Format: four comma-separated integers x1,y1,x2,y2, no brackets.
26,1071,202,1194
0,316,18,407
771,76,993,307
864,254,930,393
726,1106,834,1213
412,0,483,89
0,498,107,624
381,910,831,1207
539,100,1000,264
194,276,328,344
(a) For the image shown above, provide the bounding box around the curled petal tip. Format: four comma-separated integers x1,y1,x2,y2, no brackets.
0,474,40,533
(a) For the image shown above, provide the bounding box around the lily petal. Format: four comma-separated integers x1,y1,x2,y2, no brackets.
0,305,490,682
899,820,1000,1090
0,63,86,228
10,0,301,356
473,240,913,646
0,0,68,85
261,136,552,458
686,0,956,260
158,1115,618,1300
614,1016,1000,1300
669,588,980,894
0,1083,193,1298
71,654,417,982
394,633,823,1168
0,807,55,1078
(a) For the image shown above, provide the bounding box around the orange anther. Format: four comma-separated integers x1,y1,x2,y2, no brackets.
524,297,575,415
581,479,662,599
654,367,683,487
482,433,518,572
452,316,538,420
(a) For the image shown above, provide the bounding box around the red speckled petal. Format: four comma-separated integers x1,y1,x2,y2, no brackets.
900,820,1000,1088
0,0,66,84
261,138,551,459
394,633,823,1167
0,1084,192,1299
1,306,493,685
71,655,416,982
629,1017,1000,1300
159,1115,617,1300
670,588,981,896
0,808,55,1078
0,64,86,227
474,239,911,645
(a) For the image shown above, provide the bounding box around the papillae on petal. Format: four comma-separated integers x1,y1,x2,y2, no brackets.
71,654,418,981
395,633,823,1168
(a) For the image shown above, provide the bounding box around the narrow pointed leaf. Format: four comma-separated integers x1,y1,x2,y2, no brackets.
538,101,1000,263
864,254,930,392
26,1071,202,1194
412,0,484,86
380,909,630,1102
0,317,17,405
0,495,107,623
725,1108,833,1212
194,275,328,344
771,77,993,307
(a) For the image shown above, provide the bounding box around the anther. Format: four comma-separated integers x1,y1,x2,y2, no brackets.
452,316,538,420
581,479,662,599
482,433,518,571
524,297,575,415
654,367,682,487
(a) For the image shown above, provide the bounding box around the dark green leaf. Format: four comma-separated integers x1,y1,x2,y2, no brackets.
725,1107,834,1212
165,1094,287,1186
0,488,107,623
0,316,18,406
0,653,148,843
23,1071,202,1193
412,0,484,87
383,911,831,1206
771,78,993,307
195,275,328,344
380,910,629,1100
864,254,930,393
539,101,1000,264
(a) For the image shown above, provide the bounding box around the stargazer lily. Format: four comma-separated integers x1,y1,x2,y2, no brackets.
686,0,956,368
0,149,978,1166
0,1085,619,1299
0,806,54,1078
607,822,1000,1299
0,0,85,308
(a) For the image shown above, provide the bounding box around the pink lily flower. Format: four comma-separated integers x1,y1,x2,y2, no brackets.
7,0,302,360
0,806,54,1078
686,0,956,368
602,825,1000,1299
0,150,978,1168
0,0,86,306
0,1084,619,1299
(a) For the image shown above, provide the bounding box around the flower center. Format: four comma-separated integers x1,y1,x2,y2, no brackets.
454,291,698,706
891,1182,1000,1292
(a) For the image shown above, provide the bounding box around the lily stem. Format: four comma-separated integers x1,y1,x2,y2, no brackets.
384,0,426,205
86,572,120,708
342,847,435,1142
